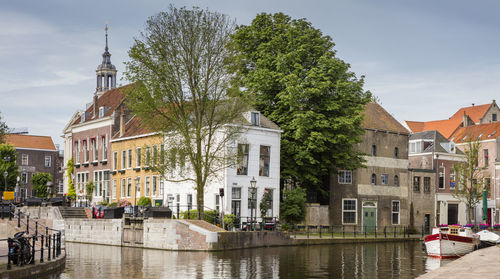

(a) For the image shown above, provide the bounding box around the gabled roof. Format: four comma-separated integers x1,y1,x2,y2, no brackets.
362,102,409,134
5,134,57,151
405,117,464,139
73,84,133,125
409,130,464,154
112,115,156,140
449,103,491,124
451,121,500,143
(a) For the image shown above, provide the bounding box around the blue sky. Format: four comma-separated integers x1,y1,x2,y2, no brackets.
2,0,500,146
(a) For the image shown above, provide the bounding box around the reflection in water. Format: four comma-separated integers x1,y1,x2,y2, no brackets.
53,241,451,279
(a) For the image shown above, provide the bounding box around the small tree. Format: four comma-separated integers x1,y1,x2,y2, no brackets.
32,173,52,198
259,190,272,218
452,138,488,224
0,144,19,191
0,111,8,144
280,187,307,226
66,158,76,201
85,181,95,203
137,197,152,207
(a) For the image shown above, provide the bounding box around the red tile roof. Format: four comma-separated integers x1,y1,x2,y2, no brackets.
451,121,500,143
5,134,56,150
450,103,491,123
362,103,409,134
406,117,464,139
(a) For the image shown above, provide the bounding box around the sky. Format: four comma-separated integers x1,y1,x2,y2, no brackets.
2,0,500,147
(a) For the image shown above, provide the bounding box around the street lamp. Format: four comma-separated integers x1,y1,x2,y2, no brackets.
134,177,140,218
250,176,257,231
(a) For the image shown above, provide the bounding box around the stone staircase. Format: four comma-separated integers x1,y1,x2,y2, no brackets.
58,207,88,219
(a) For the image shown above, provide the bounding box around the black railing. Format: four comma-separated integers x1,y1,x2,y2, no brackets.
287,225,420,239
0,203,64,270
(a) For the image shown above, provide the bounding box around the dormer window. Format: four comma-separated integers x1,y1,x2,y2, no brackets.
450,142,455,153
493,113,497,122
99,107,104,118
81,112,86,123
251,112,260,126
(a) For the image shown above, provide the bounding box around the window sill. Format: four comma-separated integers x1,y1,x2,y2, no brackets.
110,171,117,175
82,162,89,167
100,160,108,165
133,167,141,172
91,161,99,166
74,164,80,168
119,169,126,174
143,166,151,171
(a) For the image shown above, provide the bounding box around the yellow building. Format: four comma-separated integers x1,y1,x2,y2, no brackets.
110,116,164,206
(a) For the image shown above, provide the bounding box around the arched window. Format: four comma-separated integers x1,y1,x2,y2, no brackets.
394,147,399,158
371,145,377,156
394,175,399,187
371,173,377,185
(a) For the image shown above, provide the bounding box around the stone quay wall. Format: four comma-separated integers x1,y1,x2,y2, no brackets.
65,219,123,246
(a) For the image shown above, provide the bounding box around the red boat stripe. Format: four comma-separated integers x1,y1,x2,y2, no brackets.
424,233,473,243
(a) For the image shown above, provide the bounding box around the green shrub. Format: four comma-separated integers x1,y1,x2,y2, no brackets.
108,202,118,208
98,200,109,206
137,197,152,207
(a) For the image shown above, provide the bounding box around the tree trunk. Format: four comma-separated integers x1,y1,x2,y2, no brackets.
197,182,204,220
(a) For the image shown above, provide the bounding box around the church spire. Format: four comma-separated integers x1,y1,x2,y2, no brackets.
96,22,117,96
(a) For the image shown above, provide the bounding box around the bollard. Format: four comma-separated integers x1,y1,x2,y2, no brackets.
26,215,29,233
384,226,387,238
31,236,36,264
176,204,180,219
9,204,12,221
53,234,56,258
47,234,51,261
7,238,12,270
46,228,49,246
40,235,44,263
18,211,21,228
35,221,38,240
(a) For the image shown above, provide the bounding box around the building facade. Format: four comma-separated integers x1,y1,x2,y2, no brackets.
330,103,411,228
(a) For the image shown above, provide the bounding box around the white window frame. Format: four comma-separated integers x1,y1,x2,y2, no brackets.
145,176,150,197
113,151,118,171
392,200,400,225
128,149,133,169
102,136,108,161
112,179,117,199
251,111,260,126
342,198,357,225
75,141,80,163
381,174,388,185
83,140,89,163
92,138,98,162
338,170,352,184
120,178,126,199
22,154,29,166
439,167,445,189
121,150,126,170
152,176,157,197
45,155,51,168
136,147,141,168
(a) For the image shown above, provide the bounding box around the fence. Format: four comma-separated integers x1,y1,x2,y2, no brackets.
287,224,424,239
0,203,63,270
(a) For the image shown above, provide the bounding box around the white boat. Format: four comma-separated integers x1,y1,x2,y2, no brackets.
424,225,480,258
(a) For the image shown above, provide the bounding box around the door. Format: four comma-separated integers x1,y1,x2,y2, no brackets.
424,214,430,234
363,207,377,232
448,204,458,225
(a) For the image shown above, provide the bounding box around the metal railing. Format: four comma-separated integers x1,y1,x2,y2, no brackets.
286,224,422,239
0,203,64,270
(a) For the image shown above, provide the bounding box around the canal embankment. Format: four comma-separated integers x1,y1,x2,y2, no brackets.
417,245,500,279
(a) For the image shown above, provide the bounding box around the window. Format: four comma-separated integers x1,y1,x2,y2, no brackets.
484,149,489,167
21,172,28,184
264,188,273,216
121,178,126,198
381,174,388,185
485,178,491,198
127,178,132,197
113,152,118,171
237,144,249,175
112,179,117,199
338,170,352,184
251,112,260,126
152,145,158,166
215,194,220,212
145,146,151,166
21,154,28,166
342,199,357,224
392,201,400,225
136,147,141,167
102,136,107,161
187,194,193,206
259,145,270,177
424,177,431,193
409,141,422,154
394,175,399,187
75,141,80,163
248,187,257,217
371,145,377,156
92,138,98,162
394,147,399,158
58,181,63,194
450,170,456,189
145,176,150,196
128,149,132,169
121,150,126,169
152,176,157,196
413,176,421,192
231,187,241,216
99,107,104,118
83,140,89,162
439,167,445,189
371,173,376,185
44,155,51,168
493,113,497,122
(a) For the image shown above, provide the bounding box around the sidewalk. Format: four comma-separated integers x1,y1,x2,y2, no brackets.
418,245,500,279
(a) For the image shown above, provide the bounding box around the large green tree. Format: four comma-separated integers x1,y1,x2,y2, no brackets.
229,13,371,201
0,144,19,191
32,173,52,198
124,6,248,219
0,112,8,144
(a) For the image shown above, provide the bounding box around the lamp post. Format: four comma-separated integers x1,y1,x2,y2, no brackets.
250,177,257,231
15,176,20,203
134,177,140,218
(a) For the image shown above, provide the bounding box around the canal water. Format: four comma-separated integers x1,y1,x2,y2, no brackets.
51,241,451,279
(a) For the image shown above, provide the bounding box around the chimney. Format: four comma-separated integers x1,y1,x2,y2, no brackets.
119,107,125,137
463,112,468,127
93,93,98,118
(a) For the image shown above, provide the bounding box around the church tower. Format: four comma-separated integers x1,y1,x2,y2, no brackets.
96,23,117,96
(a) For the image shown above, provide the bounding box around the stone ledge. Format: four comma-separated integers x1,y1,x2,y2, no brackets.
1,251,66,279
